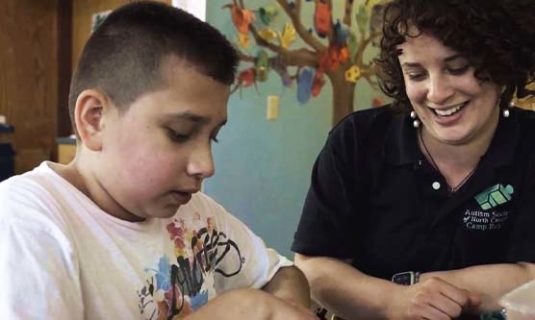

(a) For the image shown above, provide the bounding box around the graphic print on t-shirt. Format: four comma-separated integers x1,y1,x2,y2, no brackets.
137,213,244,319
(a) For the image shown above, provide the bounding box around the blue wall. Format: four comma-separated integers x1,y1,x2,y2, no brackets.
205,0,381,258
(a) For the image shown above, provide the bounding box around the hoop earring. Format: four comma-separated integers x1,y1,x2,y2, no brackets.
410,111,420,128
503,101,513,118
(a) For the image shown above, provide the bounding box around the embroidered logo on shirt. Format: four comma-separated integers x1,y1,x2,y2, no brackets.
462,184,513,231
474,184,514,210
462,209,510,231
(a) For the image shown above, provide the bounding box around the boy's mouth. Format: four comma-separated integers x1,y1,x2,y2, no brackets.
170,191,192,205
429,101,468,117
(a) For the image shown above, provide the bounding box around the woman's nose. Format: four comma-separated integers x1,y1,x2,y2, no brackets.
427,74,454,105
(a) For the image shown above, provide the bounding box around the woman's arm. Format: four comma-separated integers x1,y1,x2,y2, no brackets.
295,253,479,320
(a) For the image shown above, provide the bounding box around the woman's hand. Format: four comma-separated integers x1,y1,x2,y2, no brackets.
386,277,481,320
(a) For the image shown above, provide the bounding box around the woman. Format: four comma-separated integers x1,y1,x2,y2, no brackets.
292,0,535,319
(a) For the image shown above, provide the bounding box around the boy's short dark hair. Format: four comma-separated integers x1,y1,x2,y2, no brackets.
68,1,239,129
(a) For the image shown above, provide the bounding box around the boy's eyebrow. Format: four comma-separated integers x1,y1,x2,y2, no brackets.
164,111,227,127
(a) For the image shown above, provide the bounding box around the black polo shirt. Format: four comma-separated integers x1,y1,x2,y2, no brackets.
292,106,535,280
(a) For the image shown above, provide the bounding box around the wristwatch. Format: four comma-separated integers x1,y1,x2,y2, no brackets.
391,271,420,285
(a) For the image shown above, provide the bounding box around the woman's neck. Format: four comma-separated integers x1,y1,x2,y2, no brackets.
418,108,500,190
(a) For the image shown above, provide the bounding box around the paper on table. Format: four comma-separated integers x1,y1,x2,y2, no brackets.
500,279,535,320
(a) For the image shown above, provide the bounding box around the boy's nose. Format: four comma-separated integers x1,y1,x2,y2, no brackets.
187,146,215,179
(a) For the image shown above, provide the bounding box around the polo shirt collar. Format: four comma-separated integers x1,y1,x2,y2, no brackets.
383,109,520,168
383,112,420,166
482,108,519,167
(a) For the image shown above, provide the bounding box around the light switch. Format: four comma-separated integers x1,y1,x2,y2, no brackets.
266,95,280,120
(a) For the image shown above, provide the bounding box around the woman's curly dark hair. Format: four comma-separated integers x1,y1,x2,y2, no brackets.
374,0,535,111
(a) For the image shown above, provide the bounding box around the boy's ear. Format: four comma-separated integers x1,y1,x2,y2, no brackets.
74,89,111,151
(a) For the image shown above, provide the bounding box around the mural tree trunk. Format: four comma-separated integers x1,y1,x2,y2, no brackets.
328,69,355,124
226,0,385,125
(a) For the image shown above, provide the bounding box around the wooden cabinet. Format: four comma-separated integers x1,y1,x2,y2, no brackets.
57,136,76,164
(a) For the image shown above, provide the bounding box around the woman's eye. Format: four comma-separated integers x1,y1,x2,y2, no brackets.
448,65,470,75
407,72,426,81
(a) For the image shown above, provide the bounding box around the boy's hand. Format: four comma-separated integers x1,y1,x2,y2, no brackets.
266,295,318,320
281,296,320,318
262,265,312,308
386,277,481,320
185,288,317,320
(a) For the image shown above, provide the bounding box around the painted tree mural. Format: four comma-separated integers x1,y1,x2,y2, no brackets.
224,0,388,125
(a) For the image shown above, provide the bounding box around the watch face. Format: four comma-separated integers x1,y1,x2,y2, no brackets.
392,272,414,285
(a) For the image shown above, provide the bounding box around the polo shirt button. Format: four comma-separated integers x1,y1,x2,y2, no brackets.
432,181,441,190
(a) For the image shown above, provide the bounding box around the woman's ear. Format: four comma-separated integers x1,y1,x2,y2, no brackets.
74,89,111,151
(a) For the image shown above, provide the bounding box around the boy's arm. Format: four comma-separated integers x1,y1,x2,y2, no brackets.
421,263,535,312
262,265,312,308
185,288,316,320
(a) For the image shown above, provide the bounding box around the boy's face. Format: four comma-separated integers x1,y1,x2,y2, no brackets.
95,59,229,221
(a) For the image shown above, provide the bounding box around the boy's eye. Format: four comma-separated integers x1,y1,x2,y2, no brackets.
166,128,190,143
166,128,220,144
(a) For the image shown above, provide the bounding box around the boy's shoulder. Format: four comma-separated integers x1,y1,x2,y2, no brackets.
0,162,75,226
0,162,53,203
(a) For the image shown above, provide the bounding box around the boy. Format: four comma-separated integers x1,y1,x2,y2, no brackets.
0,2,314,319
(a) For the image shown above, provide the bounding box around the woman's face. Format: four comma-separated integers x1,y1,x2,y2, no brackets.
397,31,502,146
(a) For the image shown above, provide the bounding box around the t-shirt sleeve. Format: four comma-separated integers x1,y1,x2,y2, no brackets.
0,185,84,319
200,195,292,292
292,119,363,259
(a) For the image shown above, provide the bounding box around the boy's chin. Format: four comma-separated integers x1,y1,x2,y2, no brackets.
147,206,182,219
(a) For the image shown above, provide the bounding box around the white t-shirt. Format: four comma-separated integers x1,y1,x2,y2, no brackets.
0,162,291,319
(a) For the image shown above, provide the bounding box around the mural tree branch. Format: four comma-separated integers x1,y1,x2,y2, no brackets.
225,0,387,125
